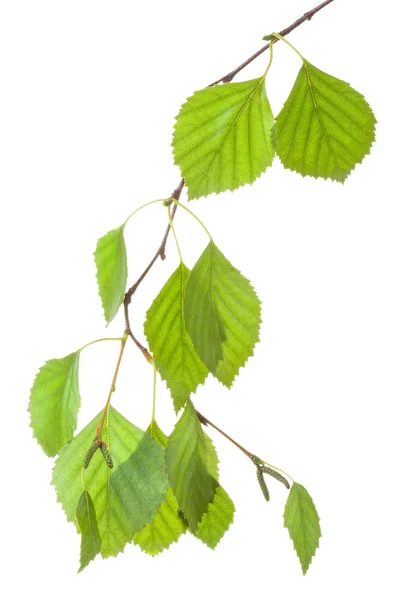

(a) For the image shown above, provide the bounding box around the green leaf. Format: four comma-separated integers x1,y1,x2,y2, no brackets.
52,407,168,558
134,421,187,556
283,482,322,575
195,486,235,549
76,490,101,572
133,488,187,556
184,241,261,387
94,225,127,324
147,420,169,447
165,400,218,531
144,264,208,412
275,61,376,182
161,413,234,549
173,78,275,199
29,352,80,457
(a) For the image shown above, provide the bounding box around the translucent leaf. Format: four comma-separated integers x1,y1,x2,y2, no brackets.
134,421,187,556
165,400,218,531
29,352,80,457
147,420,169,447
284,482,322,575
133,488,187,556
275,61,376,182
144,264,208,412
184,242,261,387
76,490,101,572
195,486,235,549
52,407,168,558
94,225,127,324
173,78,275,199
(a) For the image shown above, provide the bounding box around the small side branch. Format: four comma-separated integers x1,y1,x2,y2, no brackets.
197,410,294,486
196,410,255,459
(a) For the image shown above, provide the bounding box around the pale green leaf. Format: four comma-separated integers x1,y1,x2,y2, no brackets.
94,225,127,324
133,488,187,556
184,242,261,387
52,407,168,558
275,61,376,182
134,421,187,556
195,486,235,549
144,264,208,412
173,78,275,199
29,352,80,457
76,490,101,572
284,482,322,575
165,400,218,531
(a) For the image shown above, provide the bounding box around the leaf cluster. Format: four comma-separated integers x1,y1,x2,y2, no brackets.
28,24,375,577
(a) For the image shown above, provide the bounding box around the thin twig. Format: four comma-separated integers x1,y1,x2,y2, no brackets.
123,179,184,354
96,335,128,438
196,410,255,459
209,0,334,86
197,410,294,484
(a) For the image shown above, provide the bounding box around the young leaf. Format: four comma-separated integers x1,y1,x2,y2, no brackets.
173,78,275,199
184,242,261,387
284,482,322,575
165,400,218,531
144,263,208,412
29,352,80,457
94,225,127,324
76,490,101,572
52,407,168,558
195,486,235,549
275,61,376,182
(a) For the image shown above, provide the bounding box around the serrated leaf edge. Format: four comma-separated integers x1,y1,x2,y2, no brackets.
93,224,128,325
172,79,276,200
276,61,376,183
28,351,81,457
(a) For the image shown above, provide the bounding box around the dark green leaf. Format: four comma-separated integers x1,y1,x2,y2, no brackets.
184,242,261,387
284,482,322,575
134,421,187,556
76,490,101,572
94,225,127,324
29,352,80,457
165,400,218,531
145,264,208,412
173,78,275,199
275,61,376,182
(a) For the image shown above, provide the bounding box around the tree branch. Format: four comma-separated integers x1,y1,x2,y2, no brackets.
123,0,334,354
196,410,254,459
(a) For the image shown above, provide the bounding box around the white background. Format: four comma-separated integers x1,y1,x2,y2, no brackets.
1,0,399,598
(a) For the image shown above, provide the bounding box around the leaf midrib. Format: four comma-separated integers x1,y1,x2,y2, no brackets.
194,79,265,191
303,62,341,174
